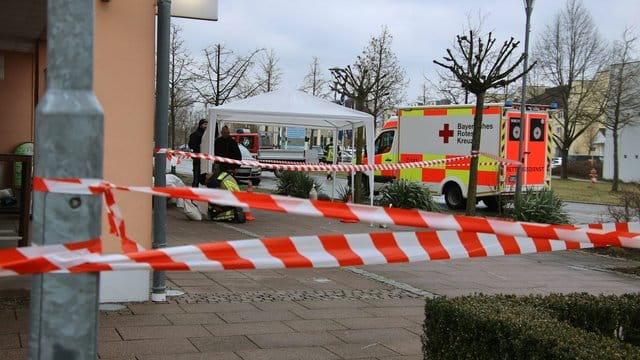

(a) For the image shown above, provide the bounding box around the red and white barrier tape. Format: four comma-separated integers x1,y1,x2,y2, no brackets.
0,176,634,277
157,148,520,173
33,178,640,249
478,151,522,166
0,230,595,277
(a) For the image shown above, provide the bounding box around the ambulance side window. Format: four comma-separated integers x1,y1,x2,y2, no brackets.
375,130,395,155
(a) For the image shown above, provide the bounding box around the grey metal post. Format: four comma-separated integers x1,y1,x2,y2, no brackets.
29,1,103,359
152,0,171,302
515,0,534,208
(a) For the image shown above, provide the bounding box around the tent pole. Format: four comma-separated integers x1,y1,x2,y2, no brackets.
351,125,356,202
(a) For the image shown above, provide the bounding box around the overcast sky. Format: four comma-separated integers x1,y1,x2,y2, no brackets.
173,0,640,103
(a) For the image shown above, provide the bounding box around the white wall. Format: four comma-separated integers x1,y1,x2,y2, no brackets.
603,122,640,182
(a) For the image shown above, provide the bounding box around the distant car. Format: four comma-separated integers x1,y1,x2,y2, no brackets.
235,144,262,186
551,157,562,168
341,148,354,163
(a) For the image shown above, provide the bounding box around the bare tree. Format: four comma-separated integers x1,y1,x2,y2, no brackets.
299,56,331,99
330,26,406,202
534,0,609,179
361,26,407,127
191,44,263,107
252,49,282,95
169,25,196,151
602,28,640,191
424,72,473,104
434,31,533,215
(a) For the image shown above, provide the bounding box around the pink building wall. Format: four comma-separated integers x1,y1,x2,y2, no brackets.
0,0,156,252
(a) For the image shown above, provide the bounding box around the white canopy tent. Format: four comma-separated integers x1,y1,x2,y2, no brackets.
203,89,375,205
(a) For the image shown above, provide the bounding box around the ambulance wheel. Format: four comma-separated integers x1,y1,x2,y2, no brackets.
444,183,465,210
482,196,500,212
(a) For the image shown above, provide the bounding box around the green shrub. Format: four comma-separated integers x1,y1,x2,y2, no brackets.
508,188,570,224
275,171,323,199
378,180,438,211
423,294,640,360
335,185,366,203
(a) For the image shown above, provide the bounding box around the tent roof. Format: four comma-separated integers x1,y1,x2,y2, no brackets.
210,89,373,131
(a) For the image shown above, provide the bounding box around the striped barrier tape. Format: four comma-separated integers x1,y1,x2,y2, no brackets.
0,230,596,277
33,178,640,249
0,176,635,277
156,148,522,173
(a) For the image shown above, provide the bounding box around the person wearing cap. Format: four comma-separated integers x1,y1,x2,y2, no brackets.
188,119,208,187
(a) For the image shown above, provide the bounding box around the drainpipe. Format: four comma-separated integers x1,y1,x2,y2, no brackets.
152,0,171,302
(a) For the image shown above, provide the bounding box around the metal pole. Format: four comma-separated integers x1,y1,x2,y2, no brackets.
152,0,171,302
29,0,102,358
515,0,533,208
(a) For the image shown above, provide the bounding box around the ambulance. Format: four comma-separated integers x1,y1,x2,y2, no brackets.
371,103,552,210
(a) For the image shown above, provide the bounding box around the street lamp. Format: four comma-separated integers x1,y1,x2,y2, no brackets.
515,0,534,209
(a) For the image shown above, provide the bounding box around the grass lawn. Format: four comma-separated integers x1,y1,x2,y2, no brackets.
550,178,638,206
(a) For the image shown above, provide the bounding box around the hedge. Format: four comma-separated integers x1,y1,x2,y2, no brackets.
423,294,640,359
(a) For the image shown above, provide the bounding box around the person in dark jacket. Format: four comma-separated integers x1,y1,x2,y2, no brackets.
188,119,208,187
214,125,242,174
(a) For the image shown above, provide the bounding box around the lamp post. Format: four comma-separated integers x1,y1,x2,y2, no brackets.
515,0,534,209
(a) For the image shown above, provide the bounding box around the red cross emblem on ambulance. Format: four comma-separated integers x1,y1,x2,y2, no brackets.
438,123,454,143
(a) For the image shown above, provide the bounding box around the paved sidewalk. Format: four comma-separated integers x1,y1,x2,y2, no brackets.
2,206,640,359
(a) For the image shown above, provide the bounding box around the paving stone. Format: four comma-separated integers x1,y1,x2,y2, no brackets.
284,319,347,332
117,325,210,340
100,314,171,328
380,337,422,356
0,320,28,335
334,316,415,330
361,307,424,317
189,335,258,352
217,310,301,323
166,272,211,280
171,279,219,287
99,327,122,342
0,334,20,349
237,346,340,360
204,321,294,336
250,301,308,312
291,308,373,320
247,331,344,348
98,338,198,358
164,313,225,325
378,356,422,360
0,348,28,360
128,303,185,315
0,310,15,321
14,309,29,321
329,328,418,345
138,352,241,360
362,298,426,308
179,302,258,313
296,299,368,309
324,343,399,359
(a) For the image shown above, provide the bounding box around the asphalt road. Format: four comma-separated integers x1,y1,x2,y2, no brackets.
170,158,612,225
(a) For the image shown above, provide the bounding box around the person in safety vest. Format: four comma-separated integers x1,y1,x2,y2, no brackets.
198,171,245,223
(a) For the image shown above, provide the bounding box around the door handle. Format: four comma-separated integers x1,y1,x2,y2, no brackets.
384,159,392,162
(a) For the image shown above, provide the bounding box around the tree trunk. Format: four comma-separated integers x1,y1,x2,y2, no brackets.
465,92,485,216
612,127,619,192
560,148,569,180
